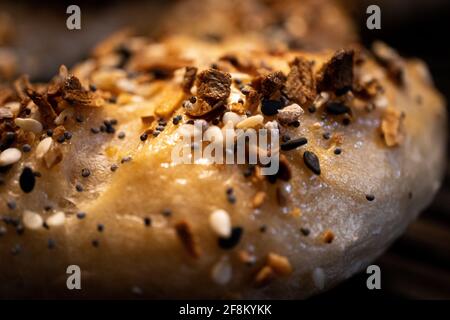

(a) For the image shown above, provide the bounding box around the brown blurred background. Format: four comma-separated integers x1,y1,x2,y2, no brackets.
0,0,449,299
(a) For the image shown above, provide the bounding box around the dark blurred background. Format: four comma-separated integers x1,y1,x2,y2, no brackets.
1,0,449,299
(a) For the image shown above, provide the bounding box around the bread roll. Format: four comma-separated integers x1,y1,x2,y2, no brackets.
0,33,445,298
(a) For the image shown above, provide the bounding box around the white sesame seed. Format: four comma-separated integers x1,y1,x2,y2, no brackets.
46,211,66,227
374,95,389,109
117,78,137,93
236,115,264,129
264,120,279,131
314,92,330,108
35,137,53,160
22,210,43,230
0,148,21,167
211,256,232,285
312,267,326,290
209,209,231,238
223,112,244,127
54,108,74,125
14,118,43,133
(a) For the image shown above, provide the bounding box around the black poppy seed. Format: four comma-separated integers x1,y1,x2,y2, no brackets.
261,99,284,116
64,131,72,140
162,209,172,217
266,174,277,184
291,120,300,127
2,216,19,226
308,105,317,113
57,135,66,143
76,212,86,219
97,224,104,232
106,126,116,134
365,194,375,201
303,151,321,175
153,131,160,137
227,194,236,204
48,239,56,249
110,164,118,172
81,168,90,178
19,167,35,193
4,132,16,146
91,127,100,134
259,225,267,233
46,129,53,137
325,102,351,115
241,87,250,95
99,125,106,133
280,137,308,151
7,200,16,210
156,125,165,131
218,227,243,250
118,132,126,139
300,228,310,236
323,132,331,140
6,131,16,139
172,117,179,125
140,132,148,141
44,205,53,211
89,84,97,92
121,156,132,163
76,183,84,192
334,148,342,155
16,224,24,235
281,134,291,143
92,239,99,247
144,217,152,227
22,144,32,152
76,115,84,123
226,187,234,195
243,165,255,178
110,119,118,125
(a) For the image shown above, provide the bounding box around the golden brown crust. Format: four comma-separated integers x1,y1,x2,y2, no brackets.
0,33,446,299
